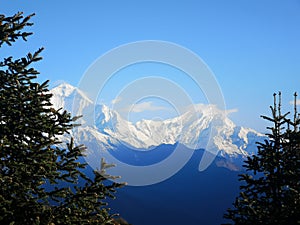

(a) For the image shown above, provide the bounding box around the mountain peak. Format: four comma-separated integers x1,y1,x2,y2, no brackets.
51,82,77,97
50,82,93,114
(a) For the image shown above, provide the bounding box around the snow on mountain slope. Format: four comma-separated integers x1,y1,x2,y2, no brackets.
50,83,93,119
50,83,265,158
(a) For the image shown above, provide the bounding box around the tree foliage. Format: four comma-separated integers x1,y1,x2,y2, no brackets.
0,12,125,225
223,92,300,224
0,12,34,47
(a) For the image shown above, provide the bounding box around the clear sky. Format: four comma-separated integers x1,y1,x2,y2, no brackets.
1,0,300,132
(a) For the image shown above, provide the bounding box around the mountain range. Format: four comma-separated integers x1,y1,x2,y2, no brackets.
51,83,265,160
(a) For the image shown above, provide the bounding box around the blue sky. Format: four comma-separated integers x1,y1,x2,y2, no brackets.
2,0,300,132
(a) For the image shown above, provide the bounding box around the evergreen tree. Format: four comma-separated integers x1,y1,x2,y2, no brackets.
223,92,300,224
0,12,125,225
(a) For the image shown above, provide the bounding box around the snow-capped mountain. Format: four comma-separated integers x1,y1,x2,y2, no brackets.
50,83,265,160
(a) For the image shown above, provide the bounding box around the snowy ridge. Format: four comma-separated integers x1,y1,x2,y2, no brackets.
50,83,265,158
